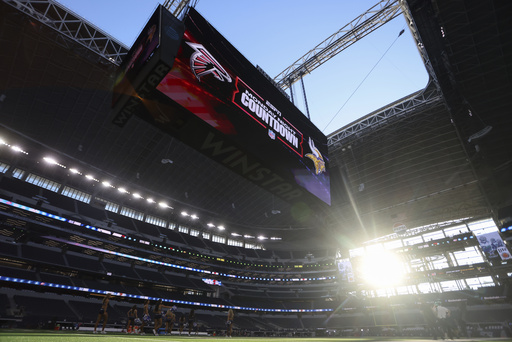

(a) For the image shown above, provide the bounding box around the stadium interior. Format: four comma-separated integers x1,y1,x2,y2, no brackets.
0,0,511,338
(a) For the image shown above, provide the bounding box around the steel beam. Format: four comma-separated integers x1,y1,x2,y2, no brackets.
3,0,129,65
274,0,403,89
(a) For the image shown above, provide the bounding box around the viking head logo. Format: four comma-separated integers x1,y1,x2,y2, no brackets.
305,137,326,175
186,42,232,83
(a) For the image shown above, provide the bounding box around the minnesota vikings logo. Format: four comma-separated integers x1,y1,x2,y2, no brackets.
305,137,326,175
186,42,232,83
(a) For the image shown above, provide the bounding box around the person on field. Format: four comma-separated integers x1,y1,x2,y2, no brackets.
178,313,186,335
226,308,235,337
153,299,164,336
188,309,196,336
139,299,150,335
126,305,138,334
93,293,111,334
165,306,177,335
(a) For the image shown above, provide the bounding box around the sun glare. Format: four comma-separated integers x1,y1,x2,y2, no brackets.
359,250,406,288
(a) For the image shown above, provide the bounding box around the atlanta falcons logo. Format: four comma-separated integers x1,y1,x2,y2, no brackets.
186,42,232,83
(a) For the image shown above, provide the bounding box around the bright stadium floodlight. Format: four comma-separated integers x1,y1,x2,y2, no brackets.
43,157,58,165
217,225,225,230
207,223,215,228
358,250,405,287
43,156,66,168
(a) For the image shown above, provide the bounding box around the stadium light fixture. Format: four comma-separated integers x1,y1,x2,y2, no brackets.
43,156,66,168
43,157,58,165
11,145,28,154
147,198,155,204
218,225,225,230
133,193,142,199
181,211,188,216
69,168,80,174
0,139,28,154
207,223,215,227
258,235,268,240
190,214,198,220
159,202,168,208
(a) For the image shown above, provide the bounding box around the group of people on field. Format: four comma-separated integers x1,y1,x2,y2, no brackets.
93,293,234,336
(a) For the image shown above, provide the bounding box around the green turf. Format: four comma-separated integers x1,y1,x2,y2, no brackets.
0,331,506,342
0,333,382,342
0,331,424,341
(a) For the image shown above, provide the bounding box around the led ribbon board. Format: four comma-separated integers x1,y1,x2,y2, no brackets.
154,8,330,206
0,276,332,313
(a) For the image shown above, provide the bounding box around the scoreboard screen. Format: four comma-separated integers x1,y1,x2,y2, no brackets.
155,8,330,205
111,7,330,207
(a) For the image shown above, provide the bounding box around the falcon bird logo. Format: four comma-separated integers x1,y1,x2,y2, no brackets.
305,137,326,175
186,42,232,83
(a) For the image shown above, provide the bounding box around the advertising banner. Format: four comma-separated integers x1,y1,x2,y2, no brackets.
477,231,512,261
337,259,355,282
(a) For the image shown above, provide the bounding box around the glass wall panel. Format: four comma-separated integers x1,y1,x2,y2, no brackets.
452,247,484,266
443,224,469,237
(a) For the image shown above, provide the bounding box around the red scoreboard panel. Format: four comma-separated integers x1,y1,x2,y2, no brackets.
112,7,330,207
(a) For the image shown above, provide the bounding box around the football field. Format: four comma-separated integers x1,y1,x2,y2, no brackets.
0,331,509,342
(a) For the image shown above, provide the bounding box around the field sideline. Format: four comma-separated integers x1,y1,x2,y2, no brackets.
0,331,509,342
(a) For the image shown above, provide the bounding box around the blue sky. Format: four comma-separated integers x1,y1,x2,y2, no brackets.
58,0,429,135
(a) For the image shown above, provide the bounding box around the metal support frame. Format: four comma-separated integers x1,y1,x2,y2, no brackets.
163,0,198,20
289,81,295,104
3,0,129,65
327,79,442,149
300,76,311,120
274,0,403,89
321,0,446,156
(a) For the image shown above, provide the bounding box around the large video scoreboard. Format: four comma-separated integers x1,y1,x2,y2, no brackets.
112,6,330,207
